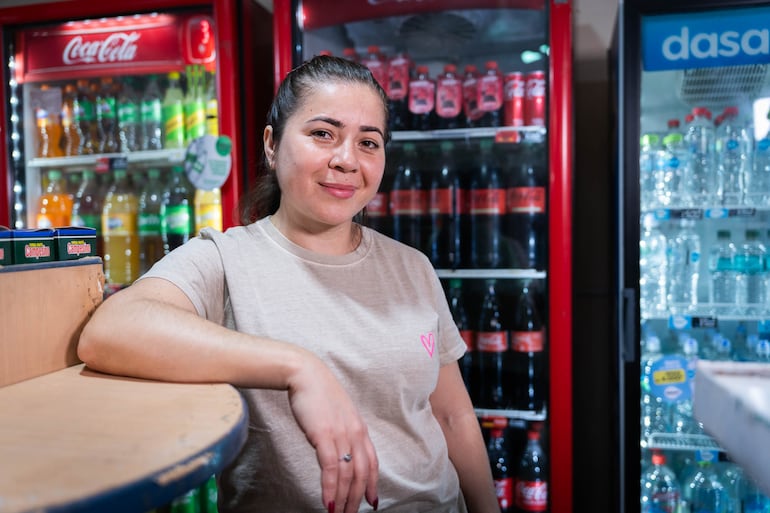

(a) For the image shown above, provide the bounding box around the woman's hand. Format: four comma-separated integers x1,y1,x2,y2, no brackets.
287,354,379,513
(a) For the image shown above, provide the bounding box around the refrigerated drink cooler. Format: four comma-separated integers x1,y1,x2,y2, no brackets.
272,0,573,511
614,1,770,512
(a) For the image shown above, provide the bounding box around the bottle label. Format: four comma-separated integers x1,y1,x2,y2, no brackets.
118,102,140,124
429,187,465,215
408,80,436,114
512,331,545,352
103,213,136,236
195,204,223,232
78,99,95,122
164,205,191,235
459,329,475,351
436,77,462,118
470,189,506,215
185,99,207,140
478,73,503,111
98,97,117,120
515,480,548,511
141,99,162,123
507,186,546,214
366,192,389,217
387,56,410,100
72,213,102,235
163,103,186,147
138,212,162,235
363,59,388,91
494,477,514,511
477,331,508,352
390,189,427,215
463,76,483,121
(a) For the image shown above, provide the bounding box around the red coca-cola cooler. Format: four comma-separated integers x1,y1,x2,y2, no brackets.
0,0,273,231
272,0,572,511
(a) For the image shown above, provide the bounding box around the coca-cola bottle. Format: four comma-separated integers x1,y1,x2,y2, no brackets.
476,279,511,409
429,141,463,269
511,283,546,412
408,65,435,131
361,45,388,93
506,143,547,270
515,428,548,513
447,279,476,401
387,51,412,132
435,64,463,130
486,417,514,512
470,140,505,269
365,146,396,237
462,64,483,129
390,143,426,252
478,60,504,128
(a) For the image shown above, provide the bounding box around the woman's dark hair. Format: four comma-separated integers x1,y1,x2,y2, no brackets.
238,55,390,225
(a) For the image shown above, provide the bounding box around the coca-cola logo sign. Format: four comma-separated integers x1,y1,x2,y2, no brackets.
19,12,214,83
63,32,140,65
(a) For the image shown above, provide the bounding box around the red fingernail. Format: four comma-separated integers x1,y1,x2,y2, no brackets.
373,497,379,511
328,501,335,513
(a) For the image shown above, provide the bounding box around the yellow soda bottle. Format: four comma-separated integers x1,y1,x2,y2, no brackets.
162,71,186,149
102,168,140,286
36,169,73,228
194,187,223,233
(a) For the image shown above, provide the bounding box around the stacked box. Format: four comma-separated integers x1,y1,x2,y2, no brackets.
12,228,55,264
55,227,97,261
0,227,11,265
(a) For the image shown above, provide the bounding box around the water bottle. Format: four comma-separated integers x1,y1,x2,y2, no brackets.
672,337,703,434
708,230,737,316
640,213,668,318
715,106,751,206
640,133,666,210
641,450,681,513
735,229,767,316
641,335,669,436
684,107,716,206
666,219,701,313
661,118,688,208
744,476,770,513
682,452,733,513
749,111,770,206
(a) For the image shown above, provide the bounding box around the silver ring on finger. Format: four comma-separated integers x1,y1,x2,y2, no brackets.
339,453,352,463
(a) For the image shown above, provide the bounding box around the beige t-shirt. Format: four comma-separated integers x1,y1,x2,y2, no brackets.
143,217,468,513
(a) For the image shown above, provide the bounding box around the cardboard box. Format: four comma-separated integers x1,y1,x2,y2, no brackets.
0,258,104,387
0,227,11,266
55,227,97,260
12,228,55,264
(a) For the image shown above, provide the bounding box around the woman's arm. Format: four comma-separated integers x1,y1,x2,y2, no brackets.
78,278,378,513
430,362,499,513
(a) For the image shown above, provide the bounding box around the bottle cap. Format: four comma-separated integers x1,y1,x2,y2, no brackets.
651,451,665,466
527,430,540,440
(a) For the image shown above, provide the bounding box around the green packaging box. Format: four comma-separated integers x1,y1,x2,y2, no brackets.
55,227,97,261
12,228,55,264
0,227,11,265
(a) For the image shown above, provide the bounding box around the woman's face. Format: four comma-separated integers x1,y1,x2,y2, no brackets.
264,80,387,231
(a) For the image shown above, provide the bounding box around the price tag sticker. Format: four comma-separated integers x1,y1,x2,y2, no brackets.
184,135,232,190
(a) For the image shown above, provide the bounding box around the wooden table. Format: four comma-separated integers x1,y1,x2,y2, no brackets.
0,364,247,513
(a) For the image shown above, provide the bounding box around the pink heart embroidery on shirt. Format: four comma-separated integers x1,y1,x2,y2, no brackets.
421,333,435,357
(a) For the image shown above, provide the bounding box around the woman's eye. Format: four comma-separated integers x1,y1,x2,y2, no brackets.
361,140,380,150
312,129,332,139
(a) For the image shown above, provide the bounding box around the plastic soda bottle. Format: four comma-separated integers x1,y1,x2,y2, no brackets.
204,71,218,137
163,72,186,149
194,187,223,234
408,65,435,131
429,140,463,269
36,169,73,228
477,61,504,128
71,169,104,257
641,450,681,513
102,167,140,286
161,165,194,252
35,106,55,158
485,417,513,512
184,66,206,145
138,168,166,273
75,79,98,155
96,77,119,153
447,279,476,400
435,64,463,130
117,77,141,153
60,83,81,156
476,279,510,409
470,139,505,269
141,75,163,150
389,142,426,252
514,428,548,513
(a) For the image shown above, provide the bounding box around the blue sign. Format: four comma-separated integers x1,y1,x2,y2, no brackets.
642,7,770,71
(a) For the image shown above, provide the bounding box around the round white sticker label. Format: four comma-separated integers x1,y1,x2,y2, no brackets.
184,135,232,190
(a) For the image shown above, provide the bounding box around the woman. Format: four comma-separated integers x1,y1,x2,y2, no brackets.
78,55,498,513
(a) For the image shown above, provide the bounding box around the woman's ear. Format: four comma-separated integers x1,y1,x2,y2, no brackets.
263,125,275,169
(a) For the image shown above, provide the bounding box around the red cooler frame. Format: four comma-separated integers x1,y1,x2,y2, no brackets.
272,1,573,511
0,0,244,229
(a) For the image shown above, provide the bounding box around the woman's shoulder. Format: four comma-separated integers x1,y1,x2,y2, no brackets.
363,227,433,265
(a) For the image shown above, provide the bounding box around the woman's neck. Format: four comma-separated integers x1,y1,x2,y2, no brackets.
268,213,361,256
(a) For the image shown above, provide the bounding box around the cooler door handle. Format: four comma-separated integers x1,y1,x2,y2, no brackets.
622,288,637,363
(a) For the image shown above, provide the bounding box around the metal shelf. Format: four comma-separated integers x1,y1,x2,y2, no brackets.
643,432,723,452
474,407,547,422
435,268,546,280
28,148,186,170
391,125,547,142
